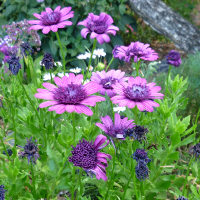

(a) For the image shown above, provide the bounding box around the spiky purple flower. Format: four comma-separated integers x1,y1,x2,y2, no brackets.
7,55,21,75
133,149,151,164
91,70,127,98
78,13,119,44
166,50,181,67
29,6,74,34
192,143,200,159
0,185,6,200
125,125,148,143
69,134,111,181
111,76,164,112
18,138,39,164
41,53,54,70
135,160,149,181
176,196,188,200
35,73,105,116
113,42,158,63
96,113,135,139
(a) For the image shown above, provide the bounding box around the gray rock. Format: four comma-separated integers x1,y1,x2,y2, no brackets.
129,0,200,53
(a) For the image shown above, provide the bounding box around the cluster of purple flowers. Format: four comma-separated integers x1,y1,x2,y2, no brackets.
133,149,151,181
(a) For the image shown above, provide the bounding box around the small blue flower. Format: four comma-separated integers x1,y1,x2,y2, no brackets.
0,185,6,200
135,160,149,181
3,149,13,156
132,149,151,164
176,196,188,200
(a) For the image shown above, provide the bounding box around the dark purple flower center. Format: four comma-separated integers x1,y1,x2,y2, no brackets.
124,84,150,101
42,12,61,25
69,139,98,169
53,84,87,105
101,77,117,89
87,19,108,34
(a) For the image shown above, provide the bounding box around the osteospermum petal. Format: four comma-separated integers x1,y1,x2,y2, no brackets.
29,6,74,34
91,70,126,98
35,73,105,116
111,76,164,112
113,41,158,63
78,12,119,44
69,135,111,181
96,113,135,139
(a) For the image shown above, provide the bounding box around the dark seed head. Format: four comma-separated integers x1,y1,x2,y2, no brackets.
176,196,188,200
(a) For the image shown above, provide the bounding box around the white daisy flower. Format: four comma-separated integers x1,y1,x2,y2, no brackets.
43,73,55,81
77,52,96,60
86,66,94,71
55,61,62,67
93,49,106,57
69,67,82,74
113,106,126,113
57,72,69,78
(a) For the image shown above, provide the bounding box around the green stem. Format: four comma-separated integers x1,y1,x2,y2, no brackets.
110,99,115,121
0,134,11,161
87,39,97,78
183,157,194,196
105,152,116,200
106,56,114,72
17,76,40,122
30,164,36,198
72,112,76,143
71,167,76,200
166,65,172,95
122,175,132,200
55,32,66,74
135,61,141,76
50,70,53,84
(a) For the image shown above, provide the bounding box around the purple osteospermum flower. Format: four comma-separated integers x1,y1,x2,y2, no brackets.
176,197,188,200
96,113,135,139
35,73,105,116
111,76,164,112
113,41,158,63
135,160,149,181
132,149,151,164
0,185,6,200
78,13,119,44
91,70,127,98
166,50,181,67
69,134,111,181
28,6,74,34
18,138,40,164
